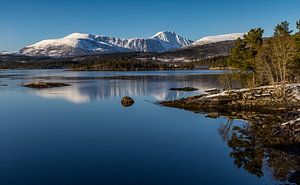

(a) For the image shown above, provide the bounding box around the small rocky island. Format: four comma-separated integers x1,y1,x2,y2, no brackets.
169,87,199,91
24,82,71,88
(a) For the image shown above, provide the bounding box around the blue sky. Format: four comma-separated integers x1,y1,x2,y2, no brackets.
0,0,299,51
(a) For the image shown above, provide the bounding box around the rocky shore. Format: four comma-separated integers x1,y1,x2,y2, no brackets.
162,84,300,114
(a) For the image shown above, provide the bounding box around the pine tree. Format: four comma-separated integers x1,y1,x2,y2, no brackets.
227,38,248,69
296,20,300,33
274,21,293,36
243,28,264,69
227,28,264,71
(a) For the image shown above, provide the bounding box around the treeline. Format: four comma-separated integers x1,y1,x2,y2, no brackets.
68,55,228,71
227,20,300,89
0,52,229,71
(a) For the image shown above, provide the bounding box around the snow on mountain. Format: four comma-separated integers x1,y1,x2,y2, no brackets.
95,36,166,52
192,33,244,46
21,31,193,57
21,33,129,57
0,51,19,55
95,31,192,53
151,31,193,50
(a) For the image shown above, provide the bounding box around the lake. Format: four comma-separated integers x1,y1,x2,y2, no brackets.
0,70,295,185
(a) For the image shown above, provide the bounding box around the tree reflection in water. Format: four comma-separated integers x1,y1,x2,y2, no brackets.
218,112,300,184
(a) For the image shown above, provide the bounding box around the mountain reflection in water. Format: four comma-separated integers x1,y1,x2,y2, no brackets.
27,74,223,103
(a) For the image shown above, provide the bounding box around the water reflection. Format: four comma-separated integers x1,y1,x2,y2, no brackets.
25,74,223,103
219,112,300,184
34,86,90,104
0,69,298,184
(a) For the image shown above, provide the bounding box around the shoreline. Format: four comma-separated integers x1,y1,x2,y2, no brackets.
161,84,300,113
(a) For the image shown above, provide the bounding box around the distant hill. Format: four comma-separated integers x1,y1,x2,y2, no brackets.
141,40,236,62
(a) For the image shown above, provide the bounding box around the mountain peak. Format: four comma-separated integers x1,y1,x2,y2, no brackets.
152,31,177,37
64,33,95,39
151,31,193,50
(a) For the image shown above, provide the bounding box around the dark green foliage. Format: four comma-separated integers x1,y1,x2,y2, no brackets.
227,21,300,86
227,38,248,69
227,28,264,71
274,21,293,36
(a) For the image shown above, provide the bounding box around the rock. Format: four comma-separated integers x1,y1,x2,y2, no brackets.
295,87,300,100
169,87,199,91
24,82,71,88
121,96,134,107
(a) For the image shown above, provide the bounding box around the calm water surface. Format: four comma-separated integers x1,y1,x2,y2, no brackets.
0,70,287,185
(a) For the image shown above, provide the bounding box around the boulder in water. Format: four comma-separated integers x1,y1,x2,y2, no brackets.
121,96,134,107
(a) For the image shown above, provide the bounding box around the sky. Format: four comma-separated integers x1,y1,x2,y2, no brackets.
0,0,299,51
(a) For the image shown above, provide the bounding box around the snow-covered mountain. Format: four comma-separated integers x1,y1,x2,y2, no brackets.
20,32,245,57
192,33,244,46
96,31,193,52
21,31,193,57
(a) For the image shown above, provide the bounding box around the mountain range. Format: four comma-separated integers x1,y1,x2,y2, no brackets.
20,31,244,57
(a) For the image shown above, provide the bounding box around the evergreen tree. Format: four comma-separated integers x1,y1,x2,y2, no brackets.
227,38,248,69
297,20,300,33
274,21,293,36
227,28,264,71
243,28,264,69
